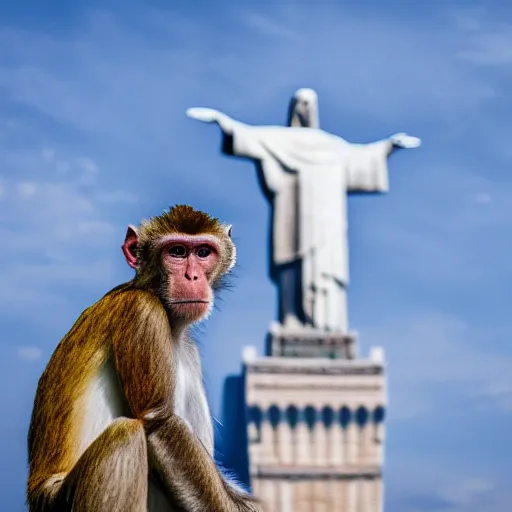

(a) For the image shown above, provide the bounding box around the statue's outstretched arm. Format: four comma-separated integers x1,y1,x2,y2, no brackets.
186,107,243,135
186,107,269,162
389,132,422,151
187,107,286,192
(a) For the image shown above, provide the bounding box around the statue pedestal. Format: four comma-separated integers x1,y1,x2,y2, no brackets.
242,321,387,512
268,321,358,359
242,344,387,512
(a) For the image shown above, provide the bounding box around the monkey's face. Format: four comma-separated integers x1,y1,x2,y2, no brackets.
159,235,220,322
123,206,237,323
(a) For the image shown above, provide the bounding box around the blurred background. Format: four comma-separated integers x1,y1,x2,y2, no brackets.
1,1,512,510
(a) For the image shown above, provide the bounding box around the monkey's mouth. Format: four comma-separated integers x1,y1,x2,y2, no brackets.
169,300,210,304
169,299,211,320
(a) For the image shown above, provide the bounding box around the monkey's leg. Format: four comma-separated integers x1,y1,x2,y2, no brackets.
55,418,148,512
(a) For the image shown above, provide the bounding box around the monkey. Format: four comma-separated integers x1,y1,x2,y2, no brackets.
27,204,260,512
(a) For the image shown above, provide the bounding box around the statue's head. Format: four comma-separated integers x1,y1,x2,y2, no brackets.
288,88,319,129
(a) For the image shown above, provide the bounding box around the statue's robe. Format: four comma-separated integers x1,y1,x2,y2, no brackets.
221,121,391,332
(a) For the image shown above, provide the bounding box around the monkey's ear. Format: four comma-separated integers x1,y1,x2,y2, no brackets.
122,224,139,269
225,224,233,238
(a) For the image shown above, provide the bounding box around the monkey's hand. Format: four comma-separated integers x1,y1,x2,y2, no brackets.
389,132,421,149
186,107,239,134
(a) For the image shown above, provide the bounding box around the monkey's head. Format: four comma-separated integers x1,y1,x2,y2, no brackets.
122,205,235,323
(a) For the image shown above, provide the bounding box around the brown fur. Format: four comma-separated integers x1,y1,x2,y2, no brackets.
27,206,259,512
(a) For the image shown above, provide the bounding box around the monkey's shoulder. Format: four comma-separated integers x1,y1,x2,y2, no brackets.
51,286,167,356
82,284,166,319
37,287,169,399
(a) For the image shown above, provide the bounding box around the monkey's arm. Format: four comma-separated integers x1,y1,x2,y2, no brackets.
110,290,259,512
148,415,258,511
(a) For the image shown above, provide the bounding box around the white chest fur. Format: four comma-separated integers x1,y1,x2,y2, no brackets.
78,360,127,458
173,339,214,455
78,340,213,458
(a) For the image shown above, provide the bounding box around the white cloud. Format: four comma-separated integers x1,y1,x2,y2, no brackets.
471,192,492,204
40,150,100,186
456,15,512,66
0,135,133,326
17,181,37,197
476,382,512,413
388,465,504,512
76,156,99,186
41,147,56,162
440,477,494,508
17,346,43,361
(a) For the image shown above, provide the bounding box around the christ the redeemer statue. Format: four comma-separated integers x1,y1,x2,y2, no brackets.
187,89,421,334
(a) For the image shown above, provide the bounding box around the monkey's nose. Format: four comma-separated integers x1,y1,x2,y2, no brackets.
185,272,199,281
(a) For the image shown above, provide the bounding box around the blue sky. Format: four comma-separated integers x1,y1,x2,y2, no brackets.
1,1,512,510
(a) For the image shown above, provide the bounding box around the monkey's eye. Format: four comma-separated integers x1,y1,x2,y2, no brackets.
168,245,187,258
196,245,212,259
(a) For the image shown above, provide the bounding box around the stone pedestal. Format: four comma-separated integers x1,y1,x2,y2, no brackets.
243,330,387,512
269,322,358,359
